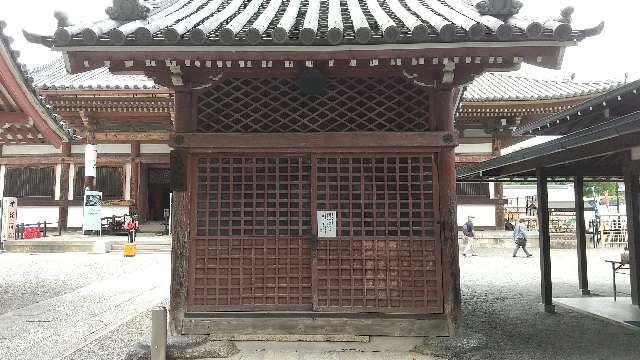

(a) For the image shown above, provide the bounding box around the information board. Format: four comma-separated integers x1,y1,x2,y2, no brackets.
83,191,102,233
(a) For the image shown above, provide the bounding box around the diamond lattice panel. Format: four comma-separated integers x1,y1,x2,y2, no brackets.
314,155,443,314
196,77,430,133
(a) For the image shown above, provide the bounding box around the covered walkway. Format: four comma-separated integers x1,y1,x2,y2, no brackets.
458,80,640,318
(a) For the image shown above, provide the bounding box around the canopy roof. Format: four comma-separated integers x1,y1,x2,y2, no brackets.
25,0,602,48
514,78,640,136
0,21,73,146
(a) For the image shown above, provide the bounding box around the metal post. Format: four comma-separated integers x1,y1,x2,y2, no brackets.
151,306,167,360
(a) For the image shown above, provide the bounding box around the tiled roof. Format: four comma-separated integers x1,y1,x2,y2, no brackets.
463,73,621,102
31,58,159,90
0,20,76,143
24,0,604,47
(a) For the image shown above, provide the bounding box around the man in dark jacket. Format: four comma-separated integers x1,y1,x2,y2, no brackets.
462,216,478,257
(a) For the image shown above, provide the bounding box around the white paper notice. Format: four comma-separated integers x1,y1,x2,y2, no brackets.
317,211,336,237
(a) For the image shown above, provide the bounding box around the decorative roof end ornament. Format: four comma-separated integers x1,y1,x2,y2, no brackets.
106,0,152,22
472,0,523,17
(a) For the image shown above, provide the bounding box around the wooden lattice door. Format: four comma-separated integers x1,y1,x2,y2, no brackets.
190,154,443,314
314,155,443,314
191,156,314,311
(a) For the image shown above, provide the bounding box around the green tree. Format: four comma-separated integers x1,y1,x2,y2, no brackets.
584,181,618,198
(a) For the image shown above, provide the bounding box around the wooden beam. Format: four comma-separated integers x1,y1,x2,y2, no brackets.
0,111,28,123
624,167,640,306
95,132,171,142
173,132,456,150
432,89,459,335
574,176,589,295
536,167,554,313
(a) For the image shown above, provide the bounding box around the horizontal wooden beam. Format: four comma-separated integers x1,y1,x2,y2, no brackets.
0,154,169,165
95,132,171,142
0,111,28,123
173,132,456,150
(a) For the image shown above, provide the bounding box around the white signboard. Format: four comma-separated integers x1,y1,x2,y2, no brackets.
83,191,102,233
317,211,337,238
1,197,17,241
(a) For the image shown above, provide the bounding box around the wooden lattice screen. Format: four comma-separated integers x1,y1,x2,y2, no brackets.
74,166,124,199
190,154,443,314
4,166,55,198
314,155,442,313
196,77,431,133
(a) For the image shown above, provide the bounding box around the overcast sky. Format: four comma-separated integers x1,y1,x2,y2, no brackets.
1,0,637,82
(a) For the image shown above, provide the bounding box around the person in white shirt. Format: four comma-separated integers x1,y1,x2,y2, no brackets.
513,218,533,258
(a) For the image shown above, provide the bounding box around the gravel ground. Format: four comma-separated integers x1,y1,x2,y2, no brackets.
445,247,640,360
0,252,167,316
3,247,640,359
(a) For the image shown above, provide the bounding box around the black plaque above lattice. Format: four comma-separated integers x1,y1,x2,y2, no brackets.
196,77,431,133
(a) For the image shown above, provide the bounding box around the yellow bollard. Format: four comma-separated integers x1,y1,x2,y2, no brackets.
123,243,136,257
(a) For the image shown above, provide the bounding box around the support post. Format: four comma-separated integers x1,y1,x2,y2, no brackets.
130,141,141,217
431,89,460,334
492,135,505,230
537,167,554,312
574,176,589,295
624,167,640,306
58,142,71,231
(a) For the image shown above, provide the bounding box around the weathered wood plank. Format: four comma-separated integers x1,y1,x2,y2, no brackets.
181,315,448,336
95,132,170,142
173,132,456,149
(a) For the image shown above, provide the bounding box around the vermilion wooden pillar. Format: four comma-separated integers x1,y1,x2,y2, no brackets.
574,176,590,295
624,167,640,306
537,167,555,313
432,89,460,333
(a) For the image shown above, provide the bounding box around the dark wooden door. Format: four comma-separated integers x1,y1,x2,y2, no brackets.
189,154,443,314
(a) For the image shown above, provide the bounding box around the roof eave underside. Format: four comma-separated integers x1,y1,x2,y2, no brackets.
513,79,640,136
0,24,70,146
457,111,640,181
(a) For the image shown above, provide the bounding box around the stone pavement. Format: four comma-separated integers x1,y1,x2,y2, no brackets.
0,253,169,360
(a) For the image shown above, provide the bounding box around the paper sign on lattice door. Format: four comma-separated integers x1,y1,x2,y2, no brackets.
317,211,336,237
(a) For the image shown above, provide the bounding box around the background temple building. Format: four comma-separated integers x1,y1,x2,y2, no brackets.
1,55,619,230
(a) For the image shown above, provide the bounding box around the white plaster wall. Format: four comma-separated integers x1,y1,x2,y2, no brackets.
141,144,172,154
455,143,492,154
457,204,496,227
68,205,130,228
72,144,132,154
2,145,61,155
16,206,59,225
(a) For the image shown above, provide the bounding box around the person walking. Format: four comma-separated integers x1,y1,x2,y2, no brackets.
462,216,478,257
513,218,533,258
